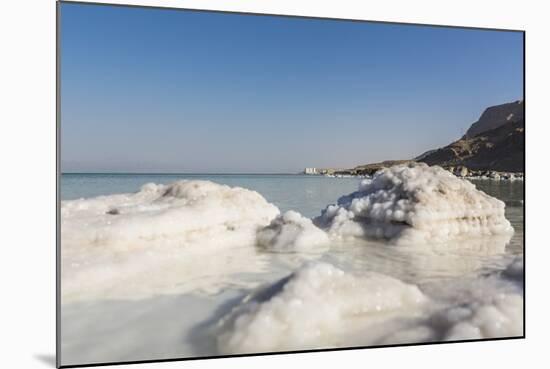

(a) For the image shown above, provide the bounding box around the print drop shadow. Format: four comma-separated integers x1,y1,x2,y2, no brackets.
33,353,56,367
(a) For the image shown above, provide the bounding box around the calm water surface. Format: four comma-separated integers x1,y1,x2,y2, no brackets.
61,173,361,218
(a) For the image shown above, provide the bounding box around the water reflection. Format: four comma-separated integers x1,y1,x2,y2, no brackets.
62,244,274,303
321,233,512,285
471,179,524,206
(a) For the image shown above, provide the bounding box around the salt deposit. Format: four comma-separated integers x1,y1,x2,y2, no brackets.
440,293,523,340
314,163,513,244
256,210,329,252
217,256,523,353
61,180,280,302
379,292,523,344
217,262,428,353
62,180,279,250
407,256,524,342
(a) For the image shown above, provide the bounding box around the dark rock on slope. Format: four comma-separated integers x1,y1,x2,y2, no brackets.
420,120,524,172
332,100,525,177
347,160,412,176
464,100,524,138
419,100,524,172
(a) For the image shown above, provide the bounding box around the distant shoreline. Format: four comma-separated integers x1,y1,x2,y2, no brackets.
61,168,525,181
61,172,303,176
302,163,524,180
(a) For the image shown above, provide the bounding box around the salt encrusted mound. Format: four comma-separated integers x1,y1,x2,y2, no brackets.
378,256,524,344
217,258,523,353
440,293,523,340
314,163,513,244
61,180,280,301
217,262,427,353
257,210,329,252
428,257,524,341
62,180,280,250
382,293,523,344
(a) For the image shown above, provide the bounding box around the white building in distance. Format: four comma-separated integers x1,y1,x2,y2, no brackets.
304,168,318,175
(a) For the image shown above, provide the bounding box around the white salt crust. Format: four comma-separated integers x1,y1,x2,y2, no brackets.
257,210,329,252
217,258,523,353
61,180,280,302
440,293,523,340
315,163,514,244
217,262,428,353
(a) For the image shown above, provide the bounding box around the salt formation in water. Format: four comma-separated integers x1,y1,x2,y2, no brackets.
379,293,523,345
257,210,329,252
62,180,279,250
61,180,280,302
386,256,524,343
440,293,523,340
217,262,428,353
429,257,523,341
314,163,513,244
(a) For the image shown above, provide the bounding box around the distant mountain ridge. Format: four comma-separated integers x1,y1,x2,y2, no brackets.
464,100,524,138
324,99,525,176
419,100,524,172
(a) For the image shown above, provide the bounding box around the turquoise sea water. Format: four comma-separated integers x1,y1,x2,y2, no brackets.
61,173,524,216
61,173,362,218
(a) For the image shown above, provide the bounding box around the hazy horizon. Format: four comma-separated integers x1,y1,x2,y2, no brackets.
60,3,523,173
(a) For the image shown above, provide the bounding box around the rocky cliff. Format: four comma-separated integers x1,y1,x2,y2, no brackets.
419,100,524,172
464,100,524,138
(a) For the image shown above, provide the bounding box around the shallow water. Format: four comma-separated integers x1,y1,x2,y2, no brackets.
60,174,524,365
61,173,360,218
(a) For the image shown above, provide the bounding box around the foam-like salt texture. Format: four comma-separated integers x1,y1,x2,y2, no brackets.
217,262,428,353
380,293,523,344
218,255,524,353
429,257,523,341
386,256,525,343
61,180,280,302
314,163,513,244
441,293,523,340
257,210,329,252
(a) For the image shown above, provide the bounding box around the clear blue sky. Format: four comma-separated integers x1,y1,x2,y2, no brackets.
60,3,523,173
